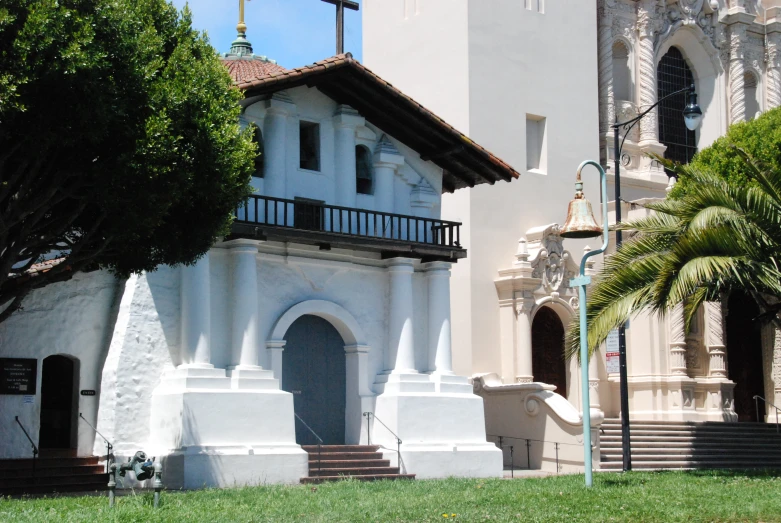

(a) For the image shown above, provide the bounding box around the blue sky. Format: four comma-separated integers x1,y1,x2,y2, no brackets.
171,0,363,69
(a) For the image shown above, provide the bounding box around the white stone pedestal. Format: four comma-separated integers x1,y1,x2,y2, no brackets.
372,378,502,479
148,368,307,488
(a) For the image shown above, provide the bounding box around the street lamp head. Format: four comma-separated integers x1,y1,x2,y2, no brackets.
560,180,603,239
683,84,703,131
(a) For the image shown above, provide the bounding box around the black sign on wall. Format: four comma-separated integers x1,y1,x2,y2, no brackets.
0,358,37,395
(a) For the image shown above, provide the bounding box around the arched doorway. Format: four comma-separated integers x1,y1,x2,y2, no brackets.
283,315,346,445
38,355,78,450
726,292,765,422
532,307,567,398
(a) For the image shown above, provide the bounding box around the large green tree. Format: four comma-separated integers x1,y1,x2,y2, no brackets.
0,0,255,322
568,108,781,359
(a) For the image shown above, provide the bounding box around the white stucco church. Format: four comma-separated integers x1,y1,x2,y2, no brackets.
4,0,781,489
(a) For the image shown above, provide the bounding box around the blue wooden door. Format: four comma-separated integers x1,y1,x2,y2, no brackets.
283,315,346,445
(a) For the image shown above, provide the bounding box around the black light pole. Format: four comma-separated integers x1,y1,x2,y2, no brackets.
611,83,702,472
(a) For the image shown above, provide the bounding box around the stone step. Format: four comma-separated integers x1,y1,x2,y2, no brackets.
603,419,776,428
0,464,105,479
600,460,780,470
601,452,781,462
0,472,110,490
302,445,380,453
0,456,101,470
300,474,415,484
600,430,781,440
308,459,391,469
308,467,400,477
600,438,781,447
307,452,384,461
0,480,109,497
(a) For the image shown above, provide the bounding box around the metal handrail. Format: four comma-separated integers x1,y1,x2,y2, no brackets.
294,413,323,474
79,413,114,472
14,416,38,484
363,412,403,471
487,433,591,475
753,395,780,432
235,194,462,248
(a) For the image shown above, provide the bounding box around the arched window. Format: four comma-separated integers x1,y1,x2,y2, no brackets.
657,46,697,165
356,145,373,195
744,71,760,121
612,41,632,102
251,124,264,177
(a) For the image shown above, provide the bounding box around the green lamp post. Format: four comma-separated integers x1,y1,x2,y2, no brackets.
560,160,610,487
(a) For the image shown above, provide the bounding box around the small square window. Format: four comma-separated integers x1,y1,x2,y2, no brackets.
300,121,320,171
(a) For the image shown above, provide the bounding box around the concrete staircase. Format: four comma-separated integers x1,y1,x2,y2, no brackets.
299,445,415,483
0,450,109,496
600,419,781,470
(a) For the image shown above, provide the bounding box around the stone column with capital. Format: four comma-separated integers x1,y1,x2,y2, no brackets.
728,23,748,125
767,31,781,110
333,105,364,209
387,258,416,374
373,135,405,214
597,4,614,135
669,303,688,376
425,261,453,375
705,301,728,378
262,92,295,200
637,0,658,145
515,293,535,384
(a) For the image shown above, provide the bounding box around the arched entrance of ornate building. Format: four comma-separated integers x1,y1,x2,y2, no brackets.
282,315,347,445
532,307,567,399
38,355,79,450
726,292,765,422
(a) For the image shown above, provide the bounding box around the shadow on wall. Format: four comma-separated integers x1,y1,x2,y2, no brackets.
146,268,182,367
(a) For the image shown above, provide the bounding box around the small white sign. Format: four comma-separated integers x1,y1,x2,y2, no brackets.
606,329,620,373
23,395,34,404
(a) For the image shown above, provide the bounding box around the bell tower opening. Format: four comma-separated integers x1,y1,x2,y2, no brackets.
38,355,79,450
532,306,568,398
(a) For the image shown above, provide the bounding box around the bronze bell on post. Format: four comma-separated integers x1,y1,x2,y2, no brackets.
560,180,603,239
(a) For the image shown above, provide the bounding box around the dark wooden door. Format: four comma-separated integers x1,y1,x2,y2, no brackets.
532,307,568,399
283,315,346,445
727,292,765,422
39,355,76,449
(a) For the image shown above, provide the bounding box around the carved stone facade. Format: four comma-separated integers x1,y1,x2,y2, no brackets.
597,0,780,190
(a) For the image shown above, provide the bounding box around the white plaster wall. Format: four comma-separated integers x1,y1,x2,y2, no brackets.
243,86,443,218
0,271,121,459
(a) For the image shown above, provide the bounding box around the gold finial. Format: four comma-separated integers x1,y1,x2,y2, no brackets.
237,0,249,35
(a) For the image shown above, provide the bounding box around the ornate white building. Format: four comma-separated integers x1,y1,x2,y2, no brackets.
364,0,781,471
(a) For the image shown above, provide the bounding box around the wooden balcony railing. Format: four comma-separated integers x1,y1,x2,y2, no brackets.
233,195,463,254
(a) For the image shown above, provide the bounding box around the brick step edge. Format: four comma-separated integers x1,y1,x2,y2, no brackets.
0,482,110,497
308,467,401,476
306,453,384,460
301,474,415,484
0,458,101,470
0,466,106,479
308,460,391,468
0,474,109,489
302,445,380,453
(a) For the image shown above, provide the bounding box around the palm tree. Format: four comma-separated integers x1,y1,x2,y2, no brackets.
566,149,781,360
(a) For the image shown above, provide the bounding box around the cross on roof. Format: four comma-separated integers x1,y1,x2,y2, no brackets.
321,0,359,55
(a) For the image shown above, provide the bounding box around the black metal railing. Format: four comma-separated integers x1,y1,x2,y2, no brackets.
235,195,462,248
14,416,38,484
294,413,323,474
487,434,591,476
753,395,781,432
79,413,114,472
363,412,403,471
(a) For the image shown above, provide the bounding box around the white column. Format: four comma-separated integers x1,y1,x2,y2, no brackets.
374,135,405,215
637,0,658,144
333,105,363,208
515,294,534,383
597,6,614,134
425,261,453,375
180,253,212,367
669,303,688,376
767,31,781,110
387,258,416,374
262,93,294,199
728,23,748,125
230,242,260,369
705,301,728,378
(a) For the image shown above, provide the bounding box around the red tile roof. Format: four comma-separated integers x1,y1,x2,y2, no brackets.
221,57,287,85
231,54,520,192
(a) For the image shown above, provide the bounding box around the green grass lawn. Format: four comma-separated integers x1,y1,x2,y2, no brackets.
2,470,781,522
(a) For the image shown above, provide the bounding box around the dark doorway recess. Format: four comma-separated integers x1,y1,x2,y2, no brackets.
726,292,765,422
283,315,346,445
532,307,568,399
39,355,78,449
